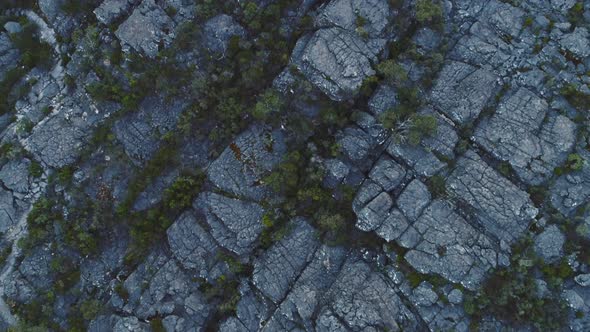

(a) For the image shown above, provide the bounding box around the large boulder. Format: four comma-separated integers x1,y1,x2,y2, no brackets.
252,219,320,303
447,150,538,244
474,87,576,185
207,126,286,201
430,61,498,124
115,0,175,58
193,192,265,256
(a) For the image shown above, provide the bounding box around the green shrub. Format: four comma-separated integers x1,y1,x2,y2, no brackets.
497,161,515,178
561,84,590,110
61,0,95,15
150,318,166,332
407,114,437,145
163,172,205,211
464,239,568,330
426,175,446,198
523,16,534,27
568,2,585,26
251,89,283,120
79,299,101,321
554,153,585,175
375,60,408,83
28,160,43,178
415,0,443,24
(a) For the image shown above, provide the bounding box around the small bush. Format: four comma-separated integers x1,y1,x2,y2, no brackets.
561,84,590,111
164,172,205,211
375,60,408,83
415,0,443,24
554,153,585,175
523,16,534,28
28,161,43,178
426,175,447,198
79,299,101,321
251,89,283,120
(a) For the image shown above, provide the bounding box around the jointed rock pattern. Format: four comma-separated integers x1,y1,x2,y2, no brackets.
0,0,589,331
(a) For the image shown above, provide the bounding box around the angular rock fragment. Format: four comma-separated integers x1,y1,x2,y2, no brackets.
316,257,418,331
292,28,385,101
167,211,219,276
404,200,500,289
203,14,246,54
447,150,538,244
115,0,175,58
207,126,286,201
253,219,319,303
534,224,565,263
397,179,431,221
368,156,407,192
430,61,497,124
194,192,264,255
356,191,393,231
475,87,576,185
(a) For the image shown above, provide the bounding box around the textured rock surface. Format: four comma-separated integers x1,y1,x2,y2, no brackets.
430,61,498,124
475,87,576,185
115,0,175,57
252,219,319,303
207,126,287,201
194,192,265,255
447,150,538,244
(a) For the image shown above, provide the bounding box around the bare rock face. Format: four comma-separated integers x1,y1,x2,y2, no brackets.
447,150,538,244
475,87,576,185
193,192,265,256
115,0,175,58
289,0,392,101
430,61,498,124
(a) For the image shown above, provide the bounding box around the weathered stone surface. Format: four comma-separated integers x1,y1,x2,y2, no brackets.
387,142,445,177
253,219,319,303
194,192,264,255
550,149,590,216
24,90,117,168
292,27,385,101
94,0,138,25
475,87,576,185
353,179,382,213
315,0,391,37
419,108,459,159
0,189,19,233
336,126,376,162
18,246,53,289
0,33,19,82
369,156,407,191
560,27,590,59
114,96,185,165
262,245,347,331
397,179,431,221
356,191,393,231
323,158,350,188
368,84,398,116
534,225,565,263
447,150,538,244
203,14,246,54
0,159,31,194
413,28,442,54
376,208,409,242
316,257,418,331
430,61,498,124
207,126,286,201
404,200,500,289
167,211,219,276
121,251,211,327
115,0,175,58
